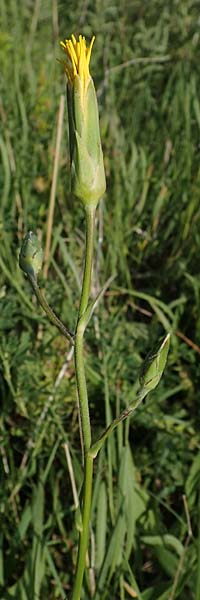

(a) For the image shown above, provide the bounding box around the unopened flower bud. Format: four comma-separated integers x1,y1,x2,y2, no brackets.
139,334,170,394
60,34,106,207
19,231,43,280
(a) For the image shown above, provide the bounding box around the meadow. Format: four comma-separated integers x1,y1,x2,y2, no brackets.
0,1,200,598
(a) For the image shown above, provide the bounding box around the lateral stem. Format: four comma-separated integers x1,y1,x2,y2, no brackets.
29,276,74,343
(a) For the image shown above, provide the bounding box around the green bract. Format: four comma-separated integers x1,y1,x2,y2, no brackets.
67,76,106,206
19,232,43,280
60,34,106,207
139,334,170,394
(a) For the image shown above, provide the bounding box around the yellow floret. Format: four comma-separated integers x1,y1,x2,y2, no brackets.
60,34,95,88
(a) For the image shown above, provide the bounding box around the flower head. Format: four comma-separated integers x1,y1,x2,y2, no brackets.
60,34,106,207
60,34,95,92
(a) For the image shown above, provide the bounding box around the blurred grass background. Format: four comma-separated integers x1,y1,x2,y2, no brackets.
0,1,200,598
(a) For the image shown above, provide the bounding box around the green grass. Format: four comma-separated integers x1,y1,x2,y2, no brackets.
0,0,200,598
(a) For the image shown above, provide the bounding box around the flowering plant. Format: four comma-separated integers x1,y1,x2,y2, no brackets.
19,34,170,600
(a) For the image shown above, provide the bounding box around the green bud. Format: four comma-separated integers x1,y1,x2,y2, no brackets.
139,334,170,394
19,232,43,280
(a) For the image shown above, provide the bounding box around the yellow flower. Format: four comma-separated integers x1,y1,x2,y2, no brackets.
60,34,106,207
60,34,95,95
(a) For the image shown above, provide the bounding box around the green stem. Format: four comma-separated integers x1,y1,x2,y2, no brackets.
72,206,96,599
74,206,96,452
89,389,147,459
78,207,96,319
72,454,93,600
75,323,91,451
29,276,74,343
195,490,200,599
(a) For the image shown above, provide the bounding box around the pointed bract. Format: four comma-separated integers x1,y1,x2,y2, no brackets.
19,232,43,280
139,334,170,394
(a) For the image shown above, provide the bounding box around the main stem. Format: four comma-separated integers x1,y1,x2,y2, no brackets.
72,454,93,600
72,206,96,600
79,206,96,319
